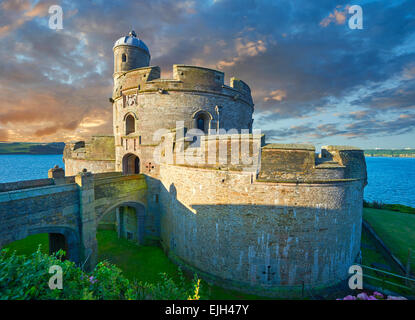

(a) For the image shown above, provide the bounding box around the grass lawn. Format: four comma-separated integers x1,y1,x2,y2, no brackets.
360,226,414,296
363,208,415,267
97,230,269,299
3,233,49,256
3,230,268,299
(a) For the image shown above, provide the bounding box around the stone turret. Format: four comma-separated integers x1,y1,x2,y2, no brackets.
113,30,150,77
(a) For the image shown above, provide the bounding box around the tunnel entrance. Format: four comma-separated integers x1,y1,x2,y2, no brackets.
3,232,68,260
49,233,68,259
97,202,146,246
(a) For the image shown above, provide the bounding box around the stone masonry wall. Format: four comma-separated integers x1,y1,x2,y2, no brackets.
159,164,365,296
0,183,80,248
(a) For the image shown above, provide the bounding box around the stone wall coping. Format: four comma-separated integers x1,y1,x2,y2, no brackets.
160,163,254,175
0,178,54,193
253,178,363,185
65,157,115,161
173,64,224,75
263,143,315,151
322,145,362,151
160,163,364,185
0,183,78,203
93,174,145,186
116,88,254,107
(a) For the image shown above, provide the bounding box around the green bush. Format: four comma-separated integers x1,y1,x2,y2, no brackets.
0,248,200,300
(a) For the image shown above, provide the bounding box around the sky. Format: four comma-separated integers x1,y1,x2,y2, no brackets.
0,0,414,149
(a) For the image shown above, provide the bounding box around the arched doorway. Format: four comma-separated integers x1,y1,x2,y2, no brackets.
125,114,135,135
193,111,212,134
122,153,140,174
97,201,146,245
2,227,80,264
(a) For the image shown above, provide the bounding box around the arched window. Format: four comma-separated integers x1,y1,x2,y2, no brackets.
122,53,127,62
125,115,135,135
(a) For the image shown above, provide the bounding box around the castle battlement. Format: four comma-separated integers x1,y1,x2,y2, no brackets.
113,64,253,106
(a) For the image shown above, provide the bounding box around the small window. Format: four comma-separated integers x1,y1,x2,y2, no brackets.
126,115,135,135
122,53,127,62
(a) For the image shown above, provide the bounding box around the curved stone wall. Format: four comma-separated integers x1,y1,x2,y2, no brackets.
114,90,253,145
158,164,365,297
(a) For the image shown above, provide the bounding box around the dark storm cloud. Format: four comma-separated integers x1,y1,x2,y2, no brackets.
264,113,415,141
0,0,414,142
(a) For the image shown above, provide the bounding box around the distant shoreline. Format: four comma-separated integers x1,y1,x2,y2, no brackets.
0,142,65,155
365,154,415,158
0,152,63,155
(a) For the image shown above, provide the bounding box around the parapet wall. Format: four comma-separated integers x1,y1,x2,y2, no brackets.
112,65,253,106
258,144,367,183
158,137,367,183
64,136,116,176
159,132,264,172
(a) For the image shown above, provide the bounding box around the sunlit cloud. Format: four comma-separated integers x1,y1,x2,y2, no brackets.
320,5,350,28
0,0,413,149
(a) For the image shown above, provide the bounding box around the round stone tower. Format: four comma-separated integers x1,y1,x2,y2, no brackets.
113,30,150,76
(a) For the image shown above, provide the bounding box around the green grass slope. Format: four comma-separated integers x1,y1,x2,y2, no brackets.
363,208,415,267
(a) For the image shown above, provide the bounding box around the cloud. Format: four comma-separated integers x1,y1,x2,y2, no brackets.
0,0,414,147
320,5,349,27
0,128,8,141
264,89,287,102
0,0,55,37
217,38,267,69
264,113,415,142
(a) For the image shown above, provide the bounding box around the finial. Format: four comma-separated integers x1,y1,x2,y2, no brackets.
129,30,137,37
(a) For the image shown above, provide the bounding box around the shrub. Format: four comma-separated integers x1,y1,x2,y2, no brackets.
0,248,200,300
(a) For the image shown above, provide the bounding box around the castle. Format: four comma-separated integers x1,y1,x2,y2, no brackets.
0,31,368,298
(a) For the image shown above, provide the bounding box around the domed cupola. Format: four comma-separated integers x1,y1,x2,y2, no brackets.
113,30,150,55
113,30,151,75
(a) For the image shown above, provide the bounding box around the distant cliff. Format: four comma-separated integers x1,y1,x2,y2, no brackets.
364,149,415,158
0,142,65,155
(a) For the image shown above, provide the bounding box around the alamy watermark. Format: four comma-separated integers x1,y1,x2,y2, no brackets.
48,265,63,290
348,5,363,30
48,5,63,30
348,264,363,290
151,121,261,171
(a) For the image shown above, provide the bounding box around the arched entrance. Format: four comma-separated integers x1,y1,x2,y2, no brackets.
97,201,146,245
2,226,81,264
122,153,140,174
193,110,212,134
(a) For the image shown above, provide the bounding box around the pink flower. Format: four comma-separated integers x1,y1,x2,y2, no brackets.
368,295,378,300
373,291,384,299
357,292,369,300
88,276,98,284
343,295,357,300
